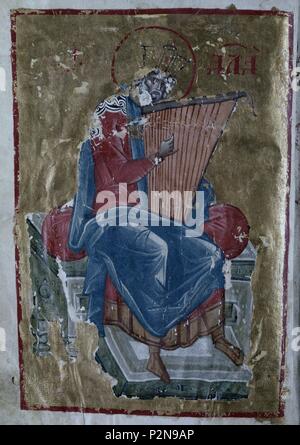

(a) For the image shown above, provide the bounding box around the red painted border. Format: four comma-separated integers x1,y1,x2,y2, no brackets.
10,7,294,419
11,11,28,413
10,8,290,17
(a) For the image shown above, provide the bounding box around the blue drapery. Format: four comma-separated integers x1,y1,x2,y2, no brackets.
68,97,224,338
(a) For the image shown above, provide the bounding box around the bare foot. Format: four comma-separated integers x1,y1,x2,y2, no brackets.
147,352,171,384
211,326,244,366
214,337,244,366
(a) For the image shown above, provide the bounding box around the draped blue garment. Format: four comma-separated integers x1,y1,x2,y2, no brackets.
68,97,225,338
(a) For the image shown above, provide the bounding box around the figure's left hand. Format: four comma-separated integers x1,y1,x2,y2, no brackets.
158,135,176,159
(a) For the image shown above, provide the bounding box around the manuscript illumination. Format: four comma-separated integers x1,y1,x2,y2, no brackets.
12,8,292,417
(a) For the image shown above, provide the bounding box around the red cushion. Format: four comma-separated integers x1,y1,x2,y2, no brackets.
42,207,86,261
204,204,250,259
42,202,249,266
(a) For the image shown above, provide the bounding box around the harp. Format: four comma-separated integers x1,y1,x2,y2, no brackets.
141,91,246,222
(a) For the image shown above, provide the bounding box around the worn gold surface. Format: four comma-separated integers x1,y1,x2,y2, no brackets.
14,11,290,416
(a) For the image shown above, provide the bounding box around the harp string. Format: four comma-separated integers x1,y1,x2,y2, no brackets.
143,100,236,221
172,106,185,219
187,104,211,222
179,105,194,220
184,104,200,196
165,107,172,202
161,107,169,216
153,111,159,214
183,104,204,221
188,103,214,205
186,104,203,196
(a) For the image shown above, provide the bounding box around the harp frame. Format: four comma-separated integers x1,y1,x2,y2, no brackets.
139,91,247,222
141,91,247,114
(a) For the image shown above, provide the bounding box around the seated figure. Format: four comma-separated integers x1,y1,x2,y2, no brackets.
42,69,250,383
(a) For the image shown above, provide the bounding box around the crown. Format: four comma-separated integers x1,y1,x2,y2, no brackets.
139,41,193,77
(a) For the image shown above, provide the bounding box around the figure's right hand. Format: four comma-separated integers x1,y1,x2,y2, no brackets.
158,135,175,159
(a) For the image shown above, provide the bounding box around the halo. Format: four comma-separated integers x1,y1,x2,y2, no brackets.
111,26,197,99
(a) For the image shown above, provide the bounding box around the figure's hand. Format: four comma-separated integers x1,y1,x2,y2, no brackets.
158,135,175,159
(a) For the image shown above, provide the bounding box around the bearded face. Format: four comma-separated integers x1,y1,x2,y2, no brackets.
144,74,166,102
134,69,176,105
143,70,176,101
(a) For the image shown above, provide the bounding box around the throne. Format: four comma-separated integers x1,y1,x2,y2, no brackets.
27,206,256,400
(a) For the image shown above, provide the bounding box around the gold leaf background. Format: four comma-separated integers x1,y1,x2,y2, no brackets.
14,11,290,416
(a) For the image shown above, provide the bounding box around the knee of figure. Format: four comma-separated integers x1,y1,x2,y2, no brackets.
205,240,218,257
206,238,224,258
210,246,225,269
148,232,168,259
160,239,168,259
